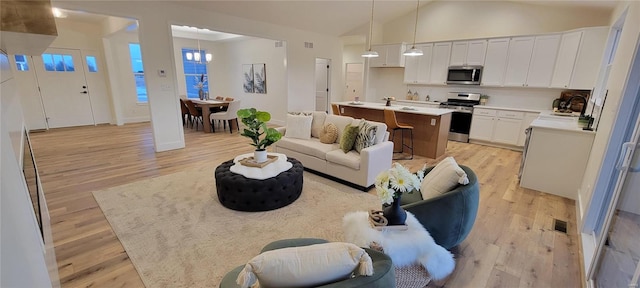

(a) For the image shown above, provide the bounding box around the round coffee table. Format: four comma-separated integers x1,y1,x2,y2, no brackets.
215,157,303,211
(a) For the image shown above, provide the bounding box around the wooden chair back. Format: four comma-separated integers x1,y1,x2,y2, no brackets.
331,103,340,115
224,97,234,101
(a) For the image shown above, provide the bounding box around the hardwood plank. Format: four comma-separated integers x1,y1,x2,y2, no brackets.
28,122,582,287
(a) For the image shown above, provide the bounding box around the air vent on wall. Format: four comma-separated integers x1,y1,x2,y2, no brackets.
553,219,568,234
304,42,314,49
275,41,283,48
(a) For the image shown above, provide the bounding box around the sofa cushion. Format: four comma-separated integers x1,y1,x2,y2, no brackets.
354,120,378,153
320,123,338,144
236,242,373,288
304,110,327,138
421,157,469,200
340,124,360,153
326,149,361,170
285,113,313,140
325,114,355,144
278,137,338,160
352,119,388,145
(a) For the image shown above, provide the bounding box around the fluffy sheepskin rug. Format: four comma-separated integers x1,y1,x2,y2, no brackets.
342,211,455,280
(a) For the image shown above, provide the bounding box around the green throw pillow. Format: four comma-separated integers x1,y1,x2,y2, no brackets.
354,120,378,153
340,124,359,153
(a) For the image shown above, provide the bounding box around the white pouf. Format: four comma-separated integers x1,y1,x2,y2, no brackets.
229,153,293,180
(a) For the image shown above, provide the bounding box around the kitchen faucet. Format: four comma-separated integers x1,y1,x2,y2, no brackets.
563,96,588,115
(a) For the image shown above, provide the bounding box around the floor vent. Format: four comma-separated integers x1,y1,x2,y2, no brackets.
553,219,568,234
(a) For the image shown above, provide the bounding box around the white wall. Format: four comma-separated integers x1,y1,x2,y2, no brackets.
578,1,640,220
1,52,57,288
382,1,612,44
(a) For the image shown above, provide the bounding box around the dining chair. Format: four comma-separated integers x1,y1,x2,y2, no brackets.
215,96,224,100
224,97,234,101
184,99,203,131
210,100,241,133
179,98,190,127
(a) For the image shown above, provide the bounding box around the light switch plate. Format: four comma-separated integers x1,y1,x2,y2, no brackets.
430,119,436,126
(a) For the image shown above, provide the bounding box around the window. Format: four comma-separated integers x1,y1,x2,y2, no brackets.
129,43,147,103
41,53,75,72
181,48,208,99
14,55,29,71
85,56,98,72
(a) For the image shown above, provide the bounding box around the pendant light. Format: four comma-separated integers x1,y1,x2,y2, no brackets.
403,0,423,56
361,0,379,58
191,28,213,64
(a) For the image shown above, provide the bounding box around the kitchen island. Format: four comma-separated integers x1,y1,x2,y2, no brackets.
334,101,453,159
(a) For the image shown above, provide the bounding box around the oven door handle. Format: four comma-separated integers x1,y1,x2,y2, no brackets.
452,109,473,114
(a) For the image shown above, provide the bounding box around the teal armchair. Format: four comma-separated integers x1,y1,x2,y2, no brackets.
400,165,479,250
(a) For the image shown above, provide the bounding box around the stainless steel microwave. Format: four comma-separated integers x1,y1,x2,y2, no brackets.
447,66,483,85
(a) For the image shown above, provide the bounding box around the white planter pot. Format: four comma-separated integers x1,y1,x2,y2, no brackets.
254,150,268,163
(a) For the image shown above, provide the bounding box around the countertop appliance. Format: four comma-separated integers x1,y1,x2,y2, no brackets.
447,66,482,85
440,92,481,142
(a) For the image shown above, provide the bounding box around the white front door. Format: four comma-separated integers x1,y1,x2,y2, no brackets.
33,48,94,128
315,58,330,112
81,50,112,124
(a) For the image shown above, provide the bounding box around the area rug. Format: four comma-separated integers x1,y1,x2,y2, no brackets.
92,168,382,287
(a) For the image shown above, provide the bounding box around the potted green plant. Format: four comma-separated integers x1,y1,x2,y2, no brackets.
579,114,594,130
237,108,282,163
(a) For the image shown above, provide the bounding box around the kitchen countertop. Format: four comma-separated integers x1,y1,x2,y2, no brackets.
335,101,454,116
530,111,596,134
394,99,442,105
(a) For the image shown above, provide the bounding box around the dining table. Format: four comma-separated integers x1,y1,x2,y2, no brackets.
191,99,231,133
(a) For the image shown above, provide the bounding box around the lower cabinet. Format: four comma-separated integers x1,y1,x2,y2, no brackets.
470,108,539,147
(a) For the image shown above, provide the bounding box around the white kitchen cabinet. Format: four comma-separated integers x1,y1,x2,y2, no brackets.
481,38,510,86
370,43,406,68
517,112,541,146
551,31,582,88
403,43,433,84
428,42,452,85
450,40,487,66
503,37,535,87
525,34,561,87
469,114,494,141
493,118,522,145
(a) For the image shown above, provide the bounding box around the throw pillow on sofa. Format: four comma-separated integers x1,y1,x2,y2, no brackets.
285,113,313,140
320,123,338,144
340,124,360,153
354,119,378,153
420,157,469,200
236,242,374,288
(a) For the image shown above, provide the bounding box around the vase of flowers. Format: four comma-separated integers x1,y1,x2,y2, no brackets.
237,108,282,163
194,74,207,100
375,163,426,225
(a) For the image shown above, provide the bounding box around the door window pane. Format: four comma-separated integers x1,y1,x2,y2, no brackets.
14,55,29,71
63,55,74,72
86,56,98,72
129,43,147,103
53,54,65,71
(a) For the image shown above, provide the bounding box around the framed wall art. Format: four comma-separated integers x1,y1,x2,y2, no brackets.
242,64,254,93
253,63,267,94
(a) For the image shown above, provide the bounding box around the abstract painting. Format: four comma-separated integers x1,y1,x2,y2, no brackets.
242,64,254,93
253,63,267,94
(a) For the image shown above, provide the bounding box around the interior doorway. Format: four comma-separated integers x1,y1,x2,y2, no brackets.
345,63,363,102
315,58,330,112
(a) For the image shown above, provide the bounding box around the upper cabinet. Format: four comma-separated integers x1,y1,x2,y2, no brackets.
429,42,452,85
404,43,433,84
450,40,487,66
370,43,406,68
481,38,510,86
551,27,609,89
503,37,535,87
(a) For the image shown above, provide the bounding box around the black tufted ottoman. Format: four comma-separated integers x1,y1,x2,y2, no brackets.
215,158,304,211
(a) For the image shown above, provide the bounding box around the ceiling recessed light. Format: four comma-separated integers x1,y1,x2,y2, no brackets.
52,7,67,18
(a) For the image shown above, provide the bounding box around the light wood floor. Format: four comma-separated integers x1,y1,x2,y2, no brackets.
30,122,580,288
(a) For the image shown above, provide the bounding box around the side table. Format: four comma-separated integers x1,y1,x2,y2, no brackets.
342,211,456,283
215,157,303,212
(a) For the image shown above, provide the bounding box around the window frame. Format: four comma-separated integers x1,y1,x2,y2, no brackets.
181,48,209,99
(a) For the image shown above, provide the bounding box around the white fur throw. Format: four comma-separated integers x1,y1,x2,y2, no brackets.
342,211,455,280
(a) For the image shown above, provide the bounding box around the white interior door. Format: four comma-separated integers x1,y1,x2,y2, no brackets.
9,55,48,130
315,58,330,112
33,48,94,128
81,50,112,124
345,63,363,102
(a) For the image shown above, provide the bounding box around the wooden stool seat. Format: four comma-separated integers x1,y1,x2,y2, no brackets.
384,109,414,160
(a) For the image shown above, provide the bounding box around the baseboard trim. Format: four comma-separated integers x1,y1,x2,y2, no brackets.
155,141,185,152
468,139,523,151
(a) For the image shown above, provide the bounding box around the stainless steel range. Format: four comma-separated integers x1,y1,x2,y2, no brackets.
440,92,481,143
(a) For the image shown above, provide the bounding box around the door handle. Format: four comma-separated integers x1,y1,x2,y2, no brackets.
81,91,88,94
616,142,640,171
82,85,87,89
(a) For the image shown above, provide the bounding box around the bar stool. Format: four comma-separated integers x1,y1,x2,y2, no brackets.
384,109,413,160
331,103,341,115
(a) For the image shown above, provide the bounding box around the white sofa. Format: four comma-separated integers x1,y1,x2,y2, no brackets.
274,112,393,190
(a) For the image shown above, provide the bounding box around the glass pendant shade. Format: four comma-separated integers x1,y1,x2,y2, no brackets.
362,50,380,58
193,52,201,62
403,46,424,56
205,53,213,62
186,52,193,61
